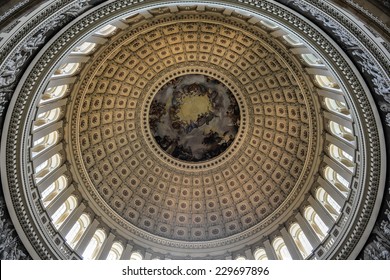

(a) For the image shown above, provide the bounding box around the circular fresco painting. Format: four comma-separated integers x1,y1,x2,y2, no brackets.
149,74,240,162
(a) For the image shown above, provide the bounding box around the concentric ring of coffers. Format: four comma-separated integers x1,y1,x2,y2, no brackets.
1,0,384,260
71,14,319,242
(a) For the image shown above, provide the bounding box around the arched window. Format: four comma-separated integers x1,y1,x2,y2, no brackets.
95,24,117,36
72,42,96,55
130,252,143,260
65,214,90,248
235,256,246,260
324,166,349,196
324,98,351,117
272,237,292,260
33,108,61,131
39,85,69,104
40,85,68,104
329,121,354,142
53,63,80,77
316,187,341,220
34,153,61,183
304,207,329,240
51,195,77,229
253,248,268,260
315,75,341,91
83,229,106,260
106,242,124,260
283,34,302,46
301,54,324,66
289,223,313,258
328,144,354,171
41,175,67,207
31,131,59,158
260,20,278,29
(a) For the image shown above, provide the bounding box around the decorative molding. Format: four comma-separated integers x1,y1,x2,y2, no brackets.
0,0,31,25
0,0,92,131
286,0,390,127
0,197,30,260
342,0,390,34
0,0,96,260
284,0,390,260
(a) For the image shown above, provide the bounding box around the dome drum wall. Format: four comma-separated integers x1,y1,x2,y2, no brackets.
0,0,388,260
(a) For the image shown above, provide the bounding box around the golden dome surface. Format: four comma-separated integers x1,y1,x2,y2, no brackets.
69,10,321,241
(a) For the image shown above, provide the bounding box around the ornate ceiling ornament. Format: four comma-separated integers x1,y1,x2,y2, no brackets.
69,14,320,243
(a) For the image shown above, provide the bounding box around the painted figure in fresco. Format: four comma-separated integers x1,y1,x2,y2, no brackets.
149,74,240,162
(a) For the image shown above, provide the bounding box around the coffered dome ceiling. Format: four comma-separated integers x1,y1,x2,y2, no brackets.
1,0,388,260
71,12,320,242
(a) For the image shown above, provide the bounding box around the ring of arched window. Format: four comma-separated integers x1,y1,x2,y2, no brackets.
316,187,341,220
315,75,341,91
328,144,354,171
272,237,292,260
95,24,117,36
301,54,324,66
40,175,67,207
34,153,61,183
289,223,313,258
260,19,278,29
53,63,80,77
130,251,143,260
253,248,268,260
304,206,329,240
82,229,106,260
31,131,59,158
40,85,68,104
106,242,124,260
324,166,350,196
51,195,77,229
72,42,97,55
65,214,91,248
283,34,302,46
33,108,61,131
329,121,354,142
324,98,351,117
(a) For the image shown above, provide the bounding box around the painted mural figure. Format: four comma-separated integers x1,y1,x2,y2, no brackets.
149,74,240,162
